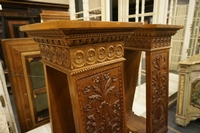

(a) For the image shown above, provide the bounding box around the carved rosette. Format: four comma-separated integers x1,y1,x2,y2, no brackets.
76,65,125,133
97,46,107,62
39,42,124,70
151,52,168,133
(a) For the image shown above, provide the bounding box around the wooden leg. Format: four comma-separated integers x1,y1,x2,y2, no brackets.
44,66,76,133
124,50,146,133
146,49,169,133
124,49,141,113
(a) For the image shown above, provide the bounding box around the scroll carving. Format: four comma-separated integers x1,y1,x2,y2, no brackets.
151,52,168,132
77,65,125,133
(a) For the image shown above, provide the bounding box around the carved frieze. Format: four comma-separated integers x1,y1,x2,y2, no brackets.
132,30,177,37
125,28,179,51
39,42,124,71
33,32,130,47
125,36,171,50
151,52,168,132
76,65,125,133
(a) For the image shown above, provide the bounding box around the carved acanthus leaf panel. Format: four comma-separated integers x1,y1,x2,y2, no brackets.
76,65,125,133
151,52,168,133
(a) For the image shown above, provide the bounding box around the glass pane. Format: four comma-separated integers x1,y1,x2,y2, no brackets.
26,57,49,122
145,0,154,13
35,92,49,121
29,59,45,90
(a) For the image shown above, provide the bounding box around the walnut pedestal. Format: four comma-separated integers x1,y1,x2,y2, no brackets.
125,24,183,133
20,20,142,133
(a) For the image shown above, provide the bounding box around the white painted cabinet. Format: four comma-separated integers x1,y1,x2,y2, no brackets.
0,62,18,133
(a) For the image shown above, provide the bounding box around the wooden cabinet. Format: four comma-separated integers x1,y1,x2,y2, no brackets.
1,38,49,132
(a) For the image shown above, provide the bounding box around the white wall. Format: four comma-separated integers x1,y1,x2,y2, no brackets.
28,0,101,9
28,0,69,4
89,0,101,9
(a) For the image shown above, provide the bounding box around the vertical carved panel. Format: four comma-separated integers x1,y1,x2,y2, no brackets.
177,74,185,115
76,65,125,133
151,51,168,133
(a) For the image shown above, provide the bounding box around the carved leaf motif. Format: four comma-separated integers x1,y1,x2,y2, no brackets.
151,53,168,132
92,85,102,95
77,67,124,133
55,48,62,65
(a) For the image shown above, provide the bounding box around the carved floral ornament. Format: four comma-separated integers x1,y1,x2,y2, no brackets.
77,66,125,133
151,52,168,132
39,42,124,70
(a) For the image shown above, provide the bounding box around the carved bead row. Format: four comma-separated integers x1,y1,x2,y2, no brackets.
66,34,129,46
125,37,171,49
67,32,131,39
34,38,66,46
33,32,130,47
39,43,124,69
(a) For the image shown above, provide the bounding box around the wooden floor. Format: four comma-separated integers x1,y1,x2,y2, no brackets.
22,73,200,133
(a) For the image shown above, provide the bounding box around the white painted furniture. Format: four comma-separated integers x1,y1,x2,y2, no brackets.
176,54,200,126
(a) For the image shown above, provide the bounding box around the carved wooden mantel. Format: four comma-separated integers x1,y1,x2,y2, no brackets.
125,24,183,133
20,20,142,133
